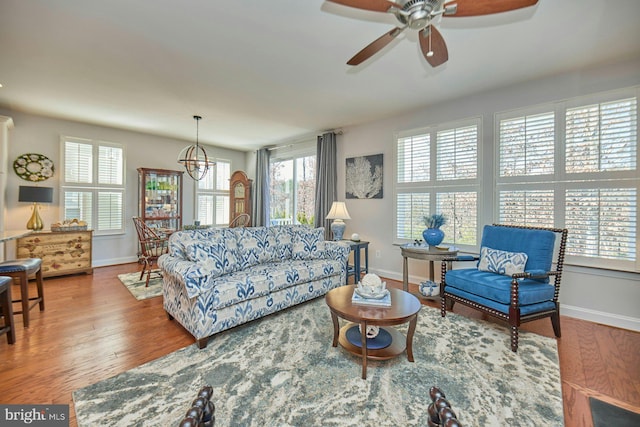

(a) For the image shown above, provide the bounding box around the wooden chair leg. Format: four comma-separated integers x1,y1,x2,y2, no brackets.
36,268,45,311
139,261,146,281
510,325,519,352
551,312,561,338
17,271,30,328
0,282,16,344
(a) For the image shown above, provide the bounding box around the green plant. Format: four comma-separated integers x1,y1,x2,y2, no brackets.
424,213,447,229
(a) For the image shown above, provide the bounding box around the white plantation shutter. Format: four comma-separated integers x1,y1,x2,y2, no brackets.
64,141,93,183
566,98,637,173
196,160,230,226
97,192,123,230
437,126,477,180
396,193,429,240
397,134,430,183
216,195,229,224
63,191,93,229
436,192,477,245
197,194,214,224
565,188,636,260
498,190,554,227
98,145,123,185
499,112,554,177
62,138,125,235
396,118,480,246
216,162,230,191
497,89,638,269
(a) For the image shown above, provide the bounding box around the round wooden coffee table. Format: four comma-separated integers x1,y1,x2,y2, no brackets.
325,285,421,379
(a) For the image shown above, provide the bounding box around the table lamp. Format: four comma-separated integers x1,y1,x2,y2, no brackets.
325,201,351,241
19,186,53,231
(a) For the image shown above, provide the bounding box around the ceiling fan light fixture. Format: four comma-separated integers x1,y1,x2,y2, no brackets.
177,115,216,181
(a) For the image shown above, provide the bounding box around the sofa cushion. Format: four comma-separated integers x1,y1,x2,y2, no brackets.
270,226,294,260
208,258,343,310
234,226,277,268
183,229,240,276
478,247,528,276
292,227,325,260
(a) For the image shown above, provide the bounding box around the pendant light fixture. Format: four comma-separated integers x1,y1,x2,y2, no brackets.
177,115,215,181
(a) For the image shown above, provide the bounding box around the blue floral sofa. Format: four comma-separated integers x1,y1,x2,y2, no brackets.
158,225,350,348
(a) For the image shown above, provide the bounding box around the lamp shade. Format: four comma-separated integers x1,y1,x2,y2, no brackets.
18,186,53,203
325,201,351,220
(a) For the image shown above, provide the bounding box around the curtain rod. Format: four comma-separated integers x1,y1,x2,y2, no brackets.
266,130,343,151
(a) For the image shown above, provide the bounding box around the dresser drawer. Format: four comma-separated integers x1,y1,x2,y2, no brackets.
17,230,93,278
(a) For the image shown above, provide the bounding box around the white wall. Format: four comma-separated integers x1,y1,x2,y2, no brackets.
0,110,246,266
336,57,640,331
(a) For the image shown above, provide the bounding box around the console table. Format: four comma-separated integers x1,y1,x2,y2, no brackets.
400,243,458,292
17,230,93,278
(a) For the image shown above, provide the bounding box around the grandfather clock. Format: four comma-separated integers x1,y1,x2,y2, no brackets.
229,170,252,227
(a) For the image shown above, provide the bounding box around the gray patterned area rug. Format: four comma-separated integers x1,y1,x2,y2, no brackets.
73,298,563,426
117,271,163,300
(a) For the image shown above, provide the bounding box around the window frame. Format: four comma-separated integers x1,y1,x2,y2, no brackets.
394,117,482,250
60,136,126,236
495,87,639,271
195,159,231,227
269,141,316,226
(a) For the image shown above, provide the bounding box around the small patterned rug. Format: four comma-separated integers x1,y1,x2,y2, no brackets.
117,270,163,300
73,297,563,426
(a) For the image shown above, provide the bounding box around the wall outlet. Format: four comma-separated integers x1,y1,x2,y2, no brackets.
375,250,381,258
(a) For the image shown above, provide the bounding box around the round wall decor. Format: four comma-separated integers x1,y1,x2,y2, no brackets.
13,153,55,181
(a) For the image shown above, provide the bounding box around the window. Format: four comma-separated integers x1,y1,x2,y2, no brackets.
196,160,230,226
61,137,125,235
269,142,316,226
395,118,480,247
497,89,638,270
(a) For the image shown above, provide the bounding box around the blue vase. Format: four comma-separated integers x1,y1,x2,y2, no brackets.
423,228,444,247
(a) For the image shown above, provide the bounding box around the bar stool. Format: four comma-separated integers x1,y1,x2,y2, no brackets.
0,276,16,344
0,258,44,328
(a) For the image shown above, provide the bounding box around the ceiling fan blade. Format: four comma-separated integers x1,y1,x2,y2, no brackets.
444,0,538,17
327,0,403,13
347,27,404,65
419,26,448,67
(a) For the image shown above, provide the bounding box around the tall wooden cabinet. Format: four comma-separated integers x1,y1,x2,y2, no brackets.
229,170,252,227
137,168,183,233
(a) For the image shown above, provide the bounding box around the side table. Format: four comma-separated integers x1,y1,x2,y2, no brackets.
342,240,369,284
325,285,421,379
400,244,458,293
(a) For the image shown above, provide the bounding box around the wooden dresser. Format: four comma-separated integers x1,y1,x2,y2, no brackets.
17,230,93,278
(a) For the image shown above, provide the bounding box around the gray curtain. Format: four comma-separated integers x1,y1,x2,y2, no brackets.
253,148,270,227
314,132,337,240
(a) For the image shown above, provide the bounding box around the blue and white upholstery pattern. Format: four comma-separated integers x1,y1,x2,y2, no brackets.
159,225,350,344
478,246,528,276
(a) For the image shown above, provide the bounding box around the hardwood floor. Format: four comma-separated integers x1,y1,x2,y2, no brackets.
1,263,638,426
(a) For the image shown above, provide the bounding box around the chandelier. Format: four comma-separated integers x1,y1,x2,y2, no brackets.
177,115,216,180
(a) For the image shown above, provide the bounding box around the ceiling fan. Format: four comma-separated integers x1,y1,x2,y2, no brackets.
327,0,539,67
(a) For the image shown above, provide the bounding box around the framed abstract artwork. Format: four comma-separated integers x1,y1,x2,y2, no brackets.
346,154,383,199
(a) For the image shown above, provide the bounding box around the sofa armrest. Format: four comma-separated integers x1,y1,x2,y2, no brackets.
324,241,351,264
158,254,214,299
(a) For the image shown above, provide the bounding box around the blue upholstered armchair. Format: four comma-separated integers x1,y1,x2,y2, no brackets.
440,224,568,352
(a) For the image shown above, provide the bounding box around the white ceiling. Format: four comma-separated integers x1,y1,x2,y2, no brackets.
1,0,639,152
